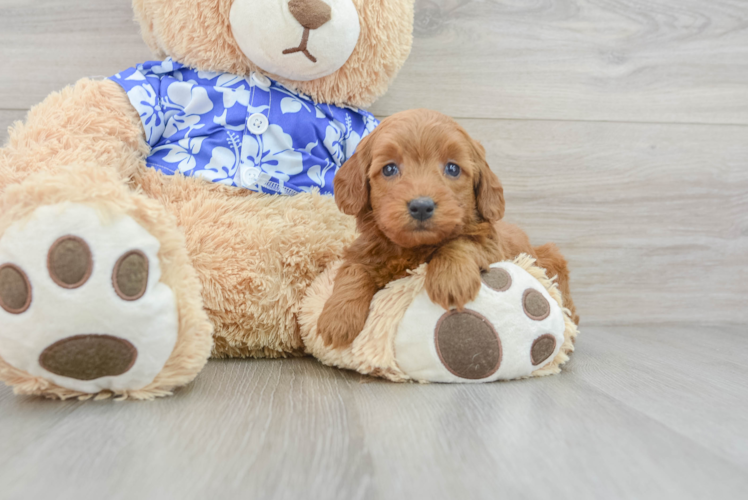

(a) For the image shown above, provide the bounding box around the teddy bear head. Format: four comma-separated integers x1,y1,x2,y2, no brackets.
132,0,415,108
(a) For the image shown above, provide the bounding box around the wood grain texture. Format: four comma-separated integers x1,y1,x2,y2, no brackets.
2,0,747,124
0,0,152,110
1,326,747,500
372,0,748,124
1,2,747,498
454,118,748,325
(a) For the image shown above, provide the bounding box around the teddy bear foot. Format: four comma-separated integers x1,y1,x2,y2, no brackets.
300,255,578,383
394,260,574,382
0,202,180,395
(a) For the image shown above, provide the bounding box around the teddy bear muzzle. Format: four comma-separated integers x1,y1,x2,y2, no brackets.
230,0,361,81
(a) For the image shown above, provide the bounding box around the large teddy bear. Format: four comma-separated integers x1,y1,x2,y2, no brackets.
0,0,578,400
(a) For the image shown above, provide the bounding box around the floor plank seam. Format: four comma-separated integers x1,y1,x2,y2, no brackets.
566,374,748,473
373,115,748,128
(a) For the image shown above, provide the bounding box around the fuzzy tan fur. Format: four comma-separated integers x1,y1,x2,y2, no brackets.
0,0,414,397
0,76,358,366
135,168,357,358
0,163,214,400
300,254,578,382
132,0,414,108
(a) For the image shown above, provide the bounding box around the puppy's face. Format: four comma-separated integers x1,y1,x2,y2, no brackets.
335,109,505,248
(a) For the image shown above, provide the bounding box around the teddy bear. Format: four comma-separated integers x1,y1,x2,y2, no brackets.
0,0,578,400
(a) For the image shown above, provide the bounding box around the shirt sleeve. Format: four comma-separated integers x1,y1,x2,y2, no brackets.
109,66,167,147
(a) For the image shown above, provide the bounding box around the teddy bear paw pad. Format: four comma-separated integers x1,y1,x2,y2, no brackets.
394,262,566,383
0,203,178,393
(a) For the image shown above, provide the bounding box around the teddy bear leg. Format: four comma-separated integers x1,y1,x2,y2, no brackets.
301,256,579,383
0,80,213,399
136,173,357,359
0,165,213,399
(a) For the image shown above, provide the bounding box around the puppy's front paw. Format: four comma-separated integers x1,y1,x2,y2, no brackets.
317,303,368,349
425,262,482,310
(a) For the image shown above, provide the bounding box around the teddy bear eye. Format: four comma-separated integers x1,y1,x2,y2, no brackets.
445,162,461,178
382,164,399,177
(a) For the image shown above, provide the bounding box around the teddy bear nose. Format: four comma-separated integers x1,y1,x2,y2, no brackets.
288,0,332,30
408,197,436,221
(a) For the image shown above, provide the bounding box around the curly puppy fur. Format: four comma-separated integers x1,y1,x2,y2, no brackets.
317,109,579,348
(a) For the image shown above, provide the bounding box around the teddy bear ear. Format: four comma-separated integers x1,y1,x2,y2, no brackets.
298,0,415,107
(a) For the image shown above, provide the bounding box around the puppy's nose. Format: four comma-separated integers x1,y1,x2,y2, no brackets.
408,197,436,221
288,0,332,30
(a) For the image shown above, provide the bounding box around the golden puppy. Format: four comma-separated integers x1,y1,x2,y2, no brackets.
318,109,578,348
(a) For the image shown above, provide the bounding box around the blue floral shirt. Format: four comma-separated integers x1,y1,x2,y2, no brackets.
110,58,378,195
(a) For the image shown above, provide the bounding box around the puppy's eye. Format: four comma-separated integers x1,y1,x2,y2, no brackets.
382,163,399,177
445,162,461,178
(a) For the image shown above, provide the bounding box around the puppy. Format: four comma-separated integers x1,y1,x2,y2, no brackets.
317,109,578,348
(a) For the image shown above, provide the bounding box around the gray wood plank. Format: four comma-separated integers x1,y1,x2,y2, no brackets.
455,118,748,326
576,324,748,469
372,0,748,124
2,0,747,125
1,325,747,500
0,0,152,111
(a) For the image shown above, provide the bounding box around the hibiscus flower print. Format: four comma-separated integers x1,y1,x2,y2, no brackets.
162,81,214,138
241,124,303,184
110,59,379,196
151,137,206,174
126,84,165,146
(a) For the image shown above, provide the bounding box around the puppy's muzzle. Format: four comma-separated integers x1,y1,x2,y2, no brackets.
408,197,435,222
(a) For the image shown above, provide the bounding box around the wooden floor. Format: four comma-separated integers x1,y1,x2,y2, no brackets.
1,0,747,498
1,326,747,499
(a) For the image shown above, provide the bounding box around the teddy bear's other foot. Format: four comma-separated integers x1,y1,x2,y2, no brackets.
394,260,573,383
0,202,182,395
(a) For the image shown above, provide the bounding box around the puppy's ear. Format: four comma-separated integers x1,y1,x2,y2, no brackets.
335,133,373,216
473,140,505,222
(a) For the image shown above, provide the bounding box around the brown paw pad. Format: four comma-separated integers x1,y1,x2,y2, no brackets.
112,250,149,301
531,334,557,366
47,235,93,289
523,288,550,321
0,264,32,314
435,310,502,380
39,334,138,381
481,267,512,292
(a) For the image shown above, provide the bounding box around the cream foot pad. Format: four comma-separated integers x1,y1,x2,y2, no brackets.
0,203,179,395
301,255,578,383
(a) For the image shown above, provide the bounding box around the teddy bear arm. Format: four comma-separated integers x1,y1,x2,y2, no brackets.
1,78,148,194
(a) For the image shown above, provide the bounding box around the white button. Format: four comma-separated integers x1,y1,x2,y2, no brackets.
241,165,261,187
248,113,268,135
252,72,271,87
